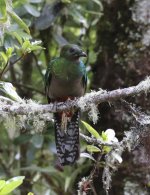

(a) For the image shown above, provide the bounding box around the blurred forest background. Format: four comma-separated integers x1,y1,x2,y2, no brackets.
0,0,150,194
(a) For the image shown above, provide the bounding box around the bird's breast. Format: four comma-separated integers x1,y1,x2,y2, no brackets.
48,75,84,99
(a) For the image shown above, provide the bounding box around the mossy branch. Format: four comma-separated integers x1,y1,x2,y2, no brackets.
0,77,150,116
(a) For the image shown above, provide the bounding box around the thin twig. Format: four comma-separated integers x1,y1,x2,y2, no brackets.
32,52,45,80
78,153,102,194
0,155,11,176
89,183,98,195
80,133,118,147
11,82,45,95
5,54,25,74
0,55,25,80
11,54,25,66
88,153,103,181
0,61,9,79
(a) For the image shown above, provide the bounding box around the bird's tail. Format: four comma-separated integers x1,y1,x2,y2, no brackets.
54,110,80,166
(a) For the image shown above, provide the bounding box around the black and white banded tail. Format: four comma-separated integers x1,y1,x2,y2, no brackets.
54,111,80,166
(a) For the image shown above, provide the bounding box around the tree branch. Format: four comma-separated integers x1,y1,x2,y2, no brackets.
80,133,118,147
0,77,150,116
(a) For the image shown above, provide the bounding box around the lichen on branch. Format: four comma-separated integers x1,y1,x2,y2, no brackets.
0,77,150,117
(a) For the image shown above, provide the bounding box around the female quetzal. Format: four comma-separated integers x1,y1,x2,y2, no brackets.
45,44,87,166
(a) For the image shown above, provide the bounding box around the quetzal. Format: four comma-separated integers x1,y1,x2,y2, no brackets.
45,44,87,166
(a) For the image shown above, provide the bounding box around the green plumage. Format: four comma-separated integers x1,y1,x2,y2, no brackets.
45,44,87,166
53,58,85,79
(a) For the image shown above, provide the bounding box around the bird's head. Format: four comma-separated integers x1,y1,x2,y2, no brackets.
60,44,87,60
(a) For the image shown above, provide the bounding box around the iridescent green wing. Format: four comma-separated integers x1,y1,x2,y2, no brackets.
45,58,59,102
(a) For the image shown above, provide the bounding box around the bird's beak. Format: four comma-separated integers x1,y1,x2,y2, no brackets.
80,51,87,57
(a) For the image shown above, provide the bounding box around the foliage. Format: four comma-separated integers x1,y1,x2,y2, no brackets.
0,176,24,195
0,81,23,101
0,0,150,194
0,0,43,75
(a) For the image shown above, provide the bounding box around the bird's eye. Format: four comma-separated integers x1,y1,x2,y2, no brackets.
69,48,75,53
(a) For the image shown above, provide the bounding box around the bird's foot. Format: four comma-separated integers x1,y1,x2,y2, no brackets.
52,101,57,112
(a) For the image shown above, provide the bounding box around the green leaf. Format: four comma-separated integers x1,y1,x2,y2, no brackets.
29,0,42,3
80,152,96,161
61,0,71,3
22,40,31,53
31,134,44,148
3,34,19,49
13,0,27,8
65,177,71,192
7,10,30,34
69,8,88,28
12,32,23,45
27,193,34,195
6,47,13,58
14,134,32,145
21,165,57,173
101,131,108,141
0,176,25,195
10,30,31,45
30,45,43,51
0,0,7,23
0,52,8,63
87,145,101,153
81,121,101,139
103,146,111,153
0,82,23,102
24,4,40,17
21,40,43,53
92,0,103,10
0,181,6,191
